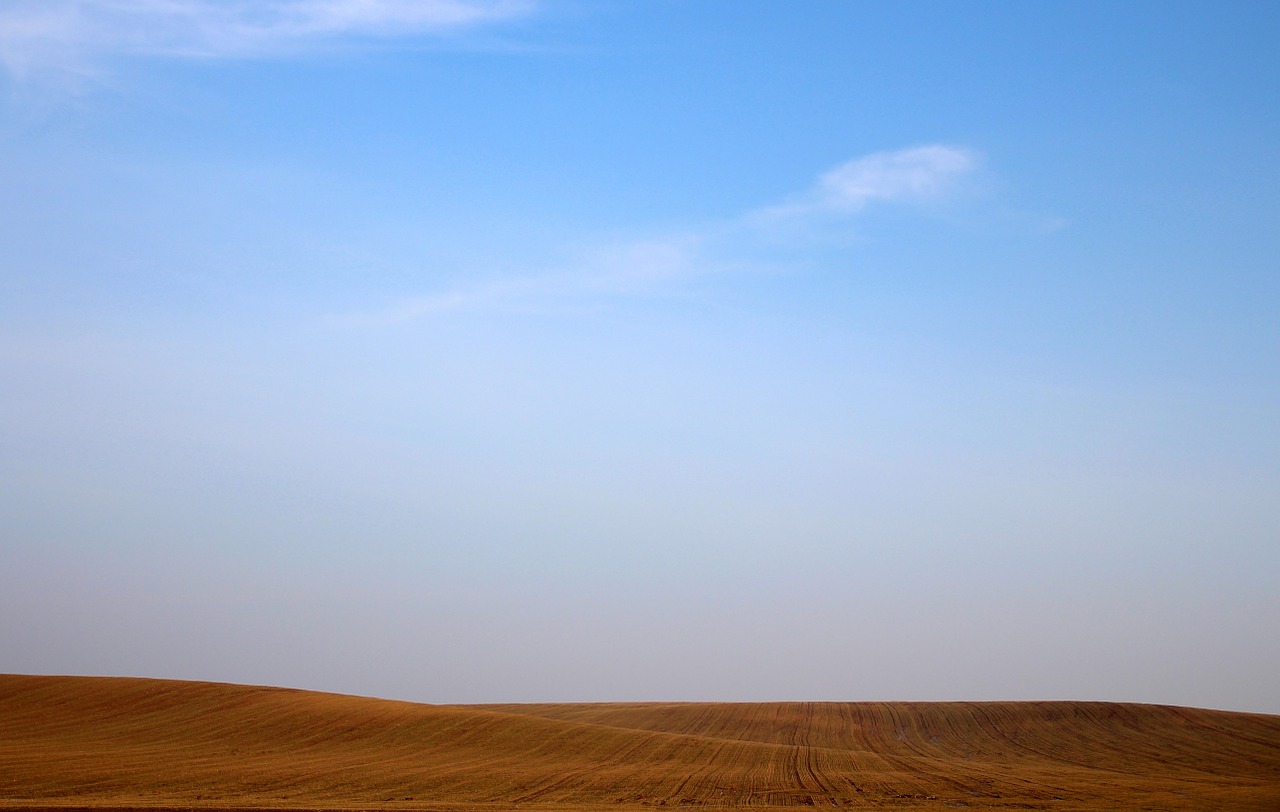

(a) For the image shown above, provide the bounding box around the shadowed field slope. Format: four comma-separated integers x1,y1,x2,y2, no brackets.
1,675,1277,811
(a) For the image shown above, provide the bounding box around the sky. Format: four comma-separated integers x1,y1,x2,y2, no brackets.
1,1,1278,714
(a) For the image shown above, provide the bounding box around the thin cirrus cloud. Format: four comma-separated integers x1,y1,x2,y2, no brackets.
0,0,534,79
348,144,980,325
356,235,706,326
754,145,979,221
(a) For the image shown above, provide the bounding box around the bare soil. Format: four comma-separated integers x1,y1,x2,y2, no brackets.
1,675,1277,811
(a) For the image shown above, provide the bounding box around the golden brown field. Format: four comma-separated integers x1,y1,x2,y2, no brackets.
1,675,1277,812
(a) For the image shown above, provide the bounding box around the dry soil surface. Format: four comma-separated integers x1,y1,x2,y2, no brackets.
1,675,1277,811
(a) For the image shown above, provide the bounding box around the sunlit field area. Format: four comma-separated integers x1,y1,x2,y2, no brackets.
2,676,1277,811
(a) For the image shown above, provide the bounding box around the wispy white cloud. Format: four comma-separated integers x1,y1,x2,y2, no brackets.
753,145,978,222
346,145,981,326
0,0,534,80
341,235,703,326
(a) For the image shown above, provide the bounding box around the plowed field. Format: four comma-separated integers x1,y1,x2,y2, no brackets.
1,675,1277,811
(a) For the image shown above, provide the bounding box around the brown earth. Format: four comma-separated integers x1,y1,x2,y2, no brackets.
1,674,1277,812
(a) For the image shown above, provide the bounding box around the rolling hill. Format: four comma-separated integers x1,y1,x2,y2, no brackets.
1,674,1277,811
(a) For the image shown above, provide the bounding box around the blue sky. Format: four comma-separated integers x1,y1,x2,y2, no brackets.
1,1,1278,712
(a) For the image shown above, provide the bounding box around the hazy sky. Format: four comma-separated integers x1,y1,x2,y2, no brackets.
2,1,1277,714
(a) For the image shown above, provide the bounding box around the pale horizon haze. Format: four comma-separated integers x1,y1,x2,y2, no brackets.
1,1,1278,714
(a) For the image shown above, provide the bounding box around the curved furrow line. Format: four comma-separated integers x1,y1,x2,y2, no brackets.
869,704,1062,800
786,703,855,803
659,737,730,805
